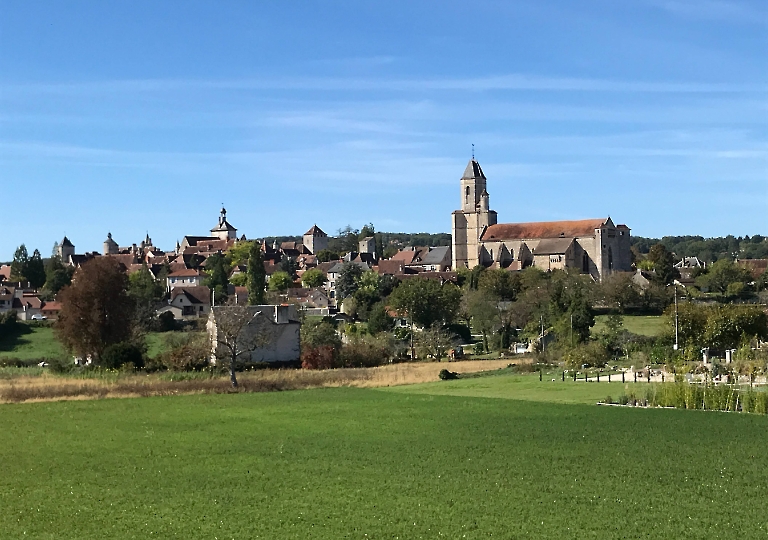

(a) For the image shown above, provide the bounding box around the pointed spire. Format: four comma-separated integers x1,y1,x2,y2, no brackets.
462,158,485,180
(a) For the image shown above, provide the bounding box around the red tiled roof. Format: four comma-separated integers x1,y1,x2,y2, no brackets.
42,301,62,312
304,224,327,236
375,260,405,275
169,268,200,278
106,254,137,267
481,218,608,241
390,250,418,264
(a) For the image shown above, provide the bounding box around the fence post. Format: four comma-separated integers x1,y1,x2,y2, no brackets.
634,371,637,383
647,371,650,383
662,372,665,383
622,372,625,383
574,370,577,382
562,371,565,382
539,369,542,382
608,373,611,383
597,371,600,383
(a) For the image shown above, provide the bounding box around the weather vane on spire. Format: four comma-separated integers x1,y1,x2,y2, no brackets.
472,143,475,160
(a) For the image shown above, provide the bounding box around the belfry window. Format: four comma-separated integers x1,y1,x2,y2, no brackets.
465,186,470,204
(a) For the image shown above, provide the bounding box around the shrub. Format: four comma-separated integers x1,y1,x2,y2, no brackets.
339,335,393,368
151,333,209,372
48,356,75,373
100,342,146,370
562,341,609,369
439,369,459,380
155,311,177,332
301,345,338,370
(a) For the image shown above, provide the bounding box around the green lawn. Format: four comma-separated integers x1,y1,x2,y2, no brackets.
593,314,665,337
1,385,766,538
387,370,649,404
0,325,67,360
0,324,176,362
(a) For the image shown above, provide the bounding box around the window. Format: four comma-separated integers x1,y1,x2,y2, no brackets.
465,186,470,204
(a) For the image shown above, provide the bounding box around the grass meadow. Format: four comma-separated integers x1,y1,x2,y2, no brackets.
2,379,767,538
0,323,185,363
0,325,67,361
592,314,664,337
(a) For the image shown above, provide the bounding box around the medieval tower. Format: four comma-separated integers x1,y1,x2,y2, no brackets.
451,159,497,269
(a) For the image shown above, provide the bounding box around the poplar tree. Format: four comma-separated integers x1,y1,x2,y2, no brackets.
247,241,266,305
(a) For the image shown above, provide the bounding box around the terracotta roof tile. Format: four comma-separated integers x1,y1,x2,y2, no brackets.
481,218,608,241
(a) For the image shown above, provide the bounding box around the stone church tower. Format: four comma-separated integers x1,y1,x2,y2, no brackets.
451,159,497,269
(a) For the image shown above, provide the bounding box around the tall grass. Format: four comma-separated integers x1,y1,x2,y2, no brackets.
0,359,512,403
618,382,768,414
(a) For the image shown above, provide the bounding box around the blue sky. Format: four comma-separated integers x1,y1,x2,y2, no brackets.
1,0,766,260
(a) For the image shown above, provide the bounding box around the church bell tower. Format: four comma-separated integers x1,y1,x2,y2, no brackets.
452,158,497,269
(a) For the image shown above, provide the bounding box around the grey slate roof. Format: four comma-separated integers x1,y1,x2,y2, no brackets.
420,246,451,265
461,159,485,180
532,238,575,255
327,261,369,274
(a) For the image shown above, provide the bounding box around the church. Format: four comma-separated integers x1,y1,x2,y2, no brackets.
451,159,632,281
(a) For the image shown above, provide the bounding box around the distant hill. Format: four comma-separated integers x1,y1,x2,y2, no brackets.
631,235,768,262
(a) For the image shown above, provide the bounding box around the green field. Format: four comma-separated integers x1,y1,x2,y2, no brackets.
1,380,767,538
0,325,67,360
593,314,665,337
0,324,174,361
388,370,650,404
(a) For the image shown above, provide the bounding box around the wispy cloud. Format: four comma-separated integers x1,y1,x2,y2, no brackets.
3,73,765,97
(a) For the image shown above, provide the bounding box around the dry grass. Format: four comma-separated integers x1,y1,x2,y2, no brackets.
0,359,520,404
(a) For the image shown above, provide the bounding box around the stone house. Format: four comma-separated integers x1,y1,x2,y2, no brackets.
40,301,62,320
325,261,370,303
13,294,43,321
167,268,203,290
0,286,16,314
158,286,211,319
208,305,301,364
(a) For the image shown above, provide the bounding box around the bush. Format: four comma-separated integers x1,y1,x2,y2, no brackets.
48,356,75,373
439,369,459,380
150,333,209,372
562,341,609,369
339,336,393,368
301,345,338,370
155,311,177,332
100,342,146,370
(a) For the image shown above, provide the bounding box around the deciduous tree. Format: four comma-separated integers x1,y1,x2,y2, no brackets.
203,253,229,302
128,264,164,330
268,271,293,292
648,243,678,285
367,302,394,335
389,277,461,328
56,257,135,363
301,268,326,288
336,262,364,300
210,305,277,387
